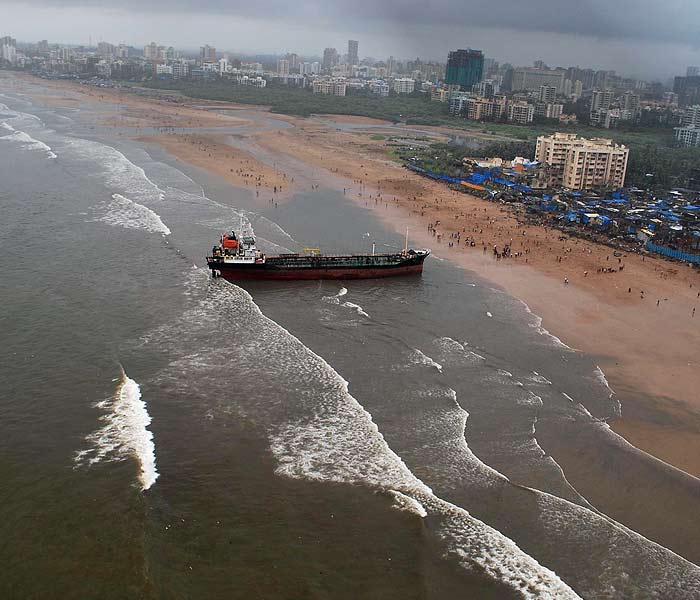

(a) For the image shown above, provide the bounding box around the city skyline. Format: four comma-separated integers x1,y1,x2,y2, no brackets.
3,0,700,80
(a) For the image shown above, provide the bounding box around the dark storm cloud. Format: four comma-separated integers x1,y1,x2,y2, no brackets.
18,0,700,46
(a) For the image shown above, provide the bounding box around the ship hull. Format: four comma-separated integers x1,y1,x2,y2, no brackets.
207,253,428,280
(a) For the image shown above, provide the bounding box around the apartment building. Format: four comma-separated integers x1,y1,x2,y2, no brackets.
535,133,629,189
392,77,415,94
674,126,700,147
312,78,347,97
507,101,535,124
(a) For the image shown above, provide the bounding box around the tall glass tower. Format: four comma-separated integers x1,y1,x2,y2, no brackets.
445,49,484,90
348,40,358,66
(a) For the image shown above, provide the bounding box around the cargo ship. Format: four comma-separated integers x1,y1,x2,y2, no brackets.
207,230,430,280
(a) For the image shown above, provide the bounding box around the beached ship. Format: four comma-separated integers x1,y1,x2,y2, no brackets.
207,230,430,280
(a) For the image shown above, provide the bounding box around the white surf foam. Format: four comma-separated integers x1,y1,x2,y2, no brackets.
0,122,57,158
433,336,486,365
389,490,428,517
155,282,579,599
322,287,370,318
517,391,544,408
99,193,171,235
242,211,300,247
409,348,443,373
517,299,572,350
265,347,580,600
74,369,158,491
594,365,616,400
529,371,553,385
62,137,166,204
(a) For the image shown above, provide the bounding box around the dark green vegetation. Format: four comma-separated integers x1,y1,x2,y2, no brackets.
139,79,449,122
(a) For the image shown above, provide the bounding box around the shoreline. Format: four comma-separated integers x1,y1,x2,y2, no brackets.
5,72,700,480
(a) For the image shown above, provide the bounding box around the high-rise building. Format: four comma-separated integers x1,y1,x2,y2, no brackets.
347,40,358,66
144,42,159,61
393,78,415,94
674,75,700,107
445,49,484,91
534,102,564,120
535,133,629,190
622,91,641,114
200,45,216,62
680,105,700,128
1,36,17,66
511,67,565,93
591,89,614,112
539,85,557,103
97,41,114,58
507,101,535,124
299,61,320,75
277,59,290,75
285,53,299,70
473,79,497,98
482,57,497,77
674,126,700,147
172,61,190,79
322,48,338,71
687,66,700,77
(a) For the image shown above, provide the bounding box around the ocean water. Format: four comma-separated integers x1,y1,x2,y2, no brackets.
1,83,700,599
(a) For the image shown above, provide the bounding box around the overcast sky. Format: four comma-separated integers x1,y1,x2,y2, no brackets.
3,0,700,80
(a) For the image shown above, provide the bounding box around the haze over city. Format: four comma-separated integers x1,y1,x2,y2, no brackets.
4,0,700,79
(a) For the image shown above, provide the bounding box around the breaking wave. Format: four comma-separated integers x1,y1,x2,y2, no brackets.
99,193,171,235
0,122,57,158
74,368,158,491
408,348,443,372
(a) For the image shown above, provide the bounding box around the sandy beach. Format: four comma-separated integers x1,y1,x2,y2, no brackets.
8,73,700,481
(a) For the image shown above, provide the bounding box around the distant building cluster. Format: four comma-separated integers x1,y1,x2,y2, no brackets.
1,32,698,147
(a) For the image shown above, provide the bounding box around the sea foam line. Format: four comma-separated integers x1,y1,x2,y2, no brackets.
99,193,171,236
74,368,159,491
229,284,579,599
516,299,573,350
0,121,57,158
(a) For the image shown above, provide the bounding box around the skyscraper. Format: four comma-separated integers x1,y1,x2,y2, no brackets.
277,59,289,76
0,36,17,66
445,49,484,91
347,40,358,66
322,47,338,72
200,45,216,62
